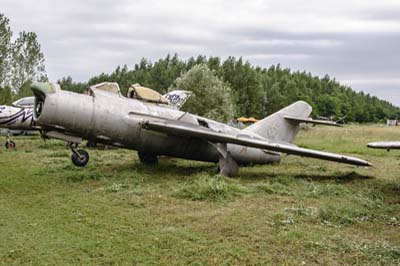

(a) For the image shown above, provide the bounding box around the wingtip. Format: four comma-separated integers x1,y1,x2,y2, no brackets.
360,159,373,167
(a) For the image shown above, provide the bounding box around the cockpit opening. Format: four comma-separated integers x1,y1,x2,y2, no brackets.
197,119,209,128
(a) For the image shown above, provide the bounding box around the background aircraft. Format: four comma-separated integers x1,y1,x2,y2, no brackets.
30,82,371,176
367,141,400,151
0,96,37,149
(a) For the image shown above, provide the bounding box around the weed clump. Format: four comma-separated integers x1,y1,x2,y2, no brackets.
38,140,65,148
306,182,350,198
174,174,246,202
318,206,363,225
256,182,294,196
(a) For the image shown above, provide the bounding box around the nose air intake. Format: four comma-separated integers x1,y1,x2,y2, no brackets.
30,82,56,97
30,82,56,120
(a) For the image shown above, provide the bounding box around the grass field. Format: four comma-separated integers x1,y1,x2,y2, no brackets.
0,125,399,265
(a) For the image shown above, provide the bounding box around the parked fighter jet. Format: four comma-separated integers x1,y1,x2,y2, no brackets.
0,96,37,149
30,82,371,176
367,141,400,151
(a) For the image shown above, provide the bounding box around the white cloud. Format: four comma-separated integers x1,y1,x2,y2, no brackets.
2,0,400,105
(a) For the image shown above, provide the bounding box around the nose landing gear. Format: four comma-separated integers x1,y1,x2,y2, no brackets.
5,131,16,149
69,143,89,167
5,140,16,149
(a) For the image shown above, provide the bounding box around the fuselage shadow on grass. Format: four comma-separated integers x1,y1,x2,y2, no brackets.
50,152,375,184
237,170,374,182
129,159,218,178
128,157,375,185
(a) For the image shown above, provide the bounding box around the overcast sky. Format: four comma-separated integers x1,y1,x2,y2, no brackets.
2,0,400,105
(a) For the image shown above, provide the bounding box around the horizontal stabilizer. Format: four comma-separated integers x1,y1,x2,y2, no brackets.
284,116,342,127
144,120,371,167
367,141,400,150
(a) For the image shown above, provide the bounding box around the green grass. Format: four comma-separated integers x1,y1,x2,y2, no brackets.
173,174,248,202
0,125,399,265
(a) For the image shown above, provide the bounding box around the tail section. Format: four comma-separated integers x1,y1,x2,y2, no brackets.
243,101,312,143
163,90,193,109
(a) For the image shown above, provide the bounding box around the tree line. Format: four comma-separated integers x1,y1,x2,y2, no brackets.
58,54,399,123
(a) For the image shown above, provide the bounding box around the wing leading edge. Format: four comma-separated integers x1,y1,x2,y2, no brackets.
143,120,371,167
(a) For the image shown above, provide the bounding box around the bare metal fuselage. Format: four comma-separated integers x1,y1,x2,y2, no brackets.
36,89,280,165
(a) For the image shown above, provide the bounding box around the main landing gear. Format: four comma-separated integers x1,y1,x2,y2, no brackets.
138,151,158,164
68,142,89,167
211,142,239,177
5,132,16,149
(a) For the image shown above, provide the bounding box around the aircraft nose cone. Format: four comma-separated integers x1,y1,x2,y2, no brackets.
367,142,375,148
367,142,383,149
30,82,56,97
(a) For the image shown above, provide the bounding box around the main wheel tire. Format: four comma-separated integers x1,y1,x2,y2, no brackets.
138,151,158,164
5,140,16,149
71,149,89,167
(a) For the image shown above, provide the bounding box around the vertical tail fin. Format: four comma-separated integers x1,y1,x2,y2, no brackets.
243,101,312,143
163,90,193,109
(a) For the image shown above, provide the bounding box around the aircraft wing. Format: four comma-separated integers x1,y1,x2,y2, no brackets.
284,116,342,127
367,141,400,150
144,120,371,166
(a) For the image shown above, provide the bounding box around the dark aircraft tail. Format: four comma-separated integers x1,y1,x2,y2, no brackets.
163,90,193,109
242,101,312,143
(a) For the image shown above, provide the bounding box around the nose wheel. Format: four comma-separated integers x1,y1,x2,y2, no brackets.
69,143,89,167
5,132,16,149
5,140,16,149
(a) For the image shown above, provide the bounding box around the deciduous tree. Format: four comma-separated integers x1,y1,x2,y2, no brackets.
169,64,234,122
10,31,47,90
0,14,12,87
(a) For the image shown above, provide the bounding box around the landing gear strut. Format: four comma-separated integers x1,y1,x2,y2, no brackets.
138,151,158,164
69,142,89,167
5,131,16,149
211,142,239,177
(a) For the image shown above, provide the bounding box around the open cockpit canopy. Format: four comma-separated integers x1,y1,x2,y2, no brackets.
127,84,168,104
86,82,121,96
